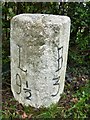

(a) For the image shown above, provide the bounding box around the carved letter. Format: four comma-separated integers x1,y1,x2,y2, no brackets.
51,76,60,97
56,46,63,72
23,81,32,100
16,73,21,94
17,44,27,73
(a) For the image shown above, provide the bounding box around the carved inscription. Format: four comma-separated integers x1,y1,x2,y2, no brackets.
23,81,32,100
15,44,31,100
52,76,60,97
17,44,27,73
56,46,63,72
16,73,21,94
15,43,63,99
52,46,63,97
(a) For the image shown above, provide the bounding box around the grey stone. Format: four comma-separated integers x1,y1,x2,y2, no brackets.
10,14,71,108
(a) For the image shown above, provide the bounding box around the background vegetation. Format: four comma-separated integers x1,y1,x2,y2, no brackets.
1,2,90,119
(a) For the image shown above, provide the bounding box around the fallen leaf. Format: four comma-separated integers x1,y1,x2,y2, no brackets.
71,98,78,103
28,114,33,119
22,112,28,119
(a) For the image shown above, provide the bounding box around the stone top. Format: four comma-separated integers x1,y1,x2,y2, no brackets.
11,13,70,24
11,14,70,46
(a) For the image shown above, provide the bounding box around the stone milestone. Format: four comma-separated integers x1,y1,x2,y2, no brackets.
10,14,71,108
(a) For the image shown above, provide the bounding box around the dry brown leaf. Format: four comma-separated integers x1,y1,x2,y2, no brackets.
22,112,28,119
71,98,78,103
28,114,33,119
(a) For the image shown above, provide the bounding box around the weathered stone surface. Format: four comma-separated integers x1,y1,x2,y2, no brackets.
10,14,71,108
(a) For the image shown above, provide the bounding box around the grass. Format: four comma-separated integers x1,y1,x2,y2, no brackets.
1,75,90,119
64,80,90,118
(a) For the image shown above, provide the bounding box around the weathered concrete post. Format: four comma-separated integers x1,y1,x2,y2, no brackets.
10,14,70,108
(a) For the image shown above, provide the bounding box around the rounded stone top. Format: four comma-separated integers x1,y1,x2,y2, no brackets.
11,13,70,25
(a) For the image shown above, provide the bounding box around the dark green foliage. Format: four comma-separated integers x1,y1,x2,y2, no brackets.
67,3,90,71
